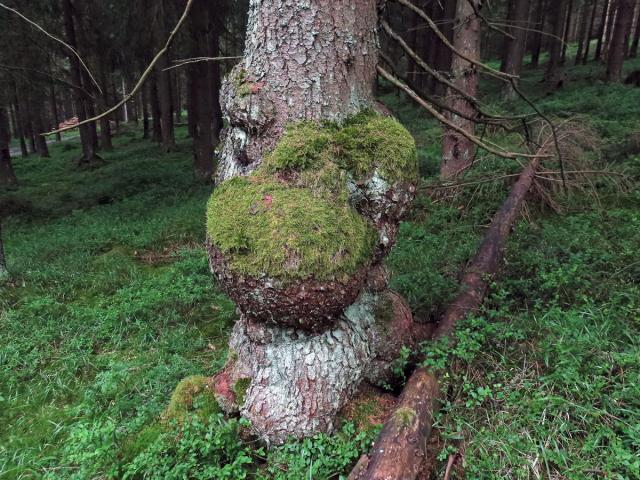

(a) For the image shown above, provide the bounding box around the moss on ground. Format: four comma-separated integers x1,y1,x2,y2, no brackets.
206,177,375,282
163,375,220,425
232,377,251,405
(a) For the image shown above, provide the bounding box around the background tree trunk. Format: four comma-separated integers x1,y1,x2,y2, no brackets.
152,0,176,152
607,0,635,80
0,220,7,280
0,106,17,186
530,0,547,67
502,0,530,97
62,0,100,166
441,0,481,179
595,0,611,59
583,0,599,63
150,76,162,143
545,0,568,85
628,0,640,56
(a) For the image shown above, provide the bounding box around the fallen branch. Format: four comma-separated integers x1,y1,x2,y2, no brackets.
351,148,544,480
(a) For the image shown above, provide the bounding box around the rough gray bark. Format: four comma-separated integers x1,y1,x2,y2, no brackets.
440,0,481,179
209,0,418,443
216,0,378,182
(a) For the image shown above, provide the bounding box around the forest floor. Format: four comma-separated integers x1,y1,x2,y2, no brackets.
1,57,639,479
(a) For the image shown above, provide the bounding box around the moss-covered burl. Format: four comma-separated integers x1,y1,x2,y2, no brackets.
206,112,417,330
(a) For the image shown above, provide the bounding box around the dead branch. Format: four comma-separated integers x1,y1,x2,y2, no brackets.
43,0,194,136
0,2,102,94
164,56,243,71
378,66,549,160
393,0,517,81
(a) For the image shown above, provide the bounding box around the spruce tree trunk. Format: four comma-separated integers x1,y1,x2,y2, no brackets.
576,1,592,64
142,85,150,139
530,0,547,67
502,0,529,97
630,1,640,57
595,0,611,59
49,83,62,142
152,0,176,152
62,0,100,166
209,0,418,443
544,0,568,85
150,76,162,143
603,0,618,60
441,0,481,179
562,0,575,63
583,0,599,63
98,68,113,150
0,107,17,186
0,220,7,280
607,0,635,80
10,90,28,158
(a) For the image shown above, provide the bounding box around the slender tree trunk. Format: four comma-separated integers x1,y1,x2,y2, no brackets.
61,0,100,166
174,70,183,124
603,0,619,60
98,68,113,150
441,0,481,179
545,0,568,85
530,0,546,66
595,0,611,59
11,94,28,158
502,0,529,98
583,0,599,62
607,0,635,80
142,84,150,139
629,0,640,56
432,0,456,96
0,220,8,280
576,1,592,64
152,0,176,152
150,76,162,143
562,0,575,63
0,107,18,186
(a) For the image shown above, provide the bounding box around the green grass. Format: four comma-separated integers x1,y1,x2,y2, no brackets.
1,55,640,479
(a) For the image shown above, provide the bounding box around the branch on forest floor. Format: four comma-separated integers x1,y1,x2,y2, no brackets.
0,2,102,94
351,139,548,480
43,0,194,136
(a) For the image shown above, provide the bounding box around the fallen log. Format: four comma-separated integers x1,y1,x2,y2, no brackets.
351,155,541,480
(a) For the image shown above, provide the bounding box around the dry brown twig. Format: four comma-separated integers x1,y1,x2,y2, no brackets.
164,56,243,71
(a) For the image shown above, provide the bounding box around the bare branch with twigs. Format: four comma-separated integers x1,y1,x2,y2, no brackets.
44,0,195,136
0,2,102,94
164,56,243,71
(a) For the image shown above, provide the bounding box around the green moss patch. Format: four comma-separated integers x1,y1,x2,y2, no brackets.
232,378,251,405
206,177,375,282
163,375,220,425
263,113,418,184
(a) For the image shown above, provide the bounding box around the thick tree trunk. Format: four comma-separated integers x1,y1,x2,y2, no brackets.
544,0,568,85
502,0,529,98
607,0,635,80
209,0,418,444
153,0,176,152
62,0,101,166
440,0,481,179
0,107,17,186
583,0,599,63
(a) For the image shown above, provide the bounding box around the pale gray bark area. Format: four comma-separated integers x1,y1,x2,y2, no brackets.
230,292,380,443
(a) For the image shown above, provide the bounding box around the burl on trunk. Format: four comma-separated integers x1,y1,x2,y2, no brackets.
202,0,420,443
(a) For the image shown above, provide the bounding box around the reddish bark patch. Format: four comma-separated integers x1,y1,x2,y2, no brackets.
207,241,370,332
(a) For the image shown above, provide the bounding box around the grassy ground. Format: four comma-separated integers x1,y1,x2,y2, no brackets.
1,55,639,479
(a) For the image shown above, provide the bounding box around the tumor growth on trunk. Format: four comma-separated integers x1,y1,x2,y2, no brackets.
203,0,421,442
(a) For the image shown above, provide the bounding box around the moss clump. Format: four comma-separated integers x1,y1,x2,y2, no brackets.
163,375,220,425
263,113,418,184
232,378,251,405
335,114,418,184
207,177,375,282
120,423,164,462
